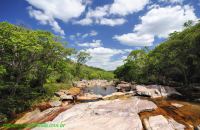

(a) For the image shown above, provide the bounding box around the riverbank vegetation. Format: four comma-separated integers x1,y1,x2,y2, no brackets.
115,21,200,87
0,22,114,122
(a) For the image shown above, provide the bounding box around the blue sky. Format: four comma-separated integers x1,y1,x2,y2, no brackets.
0,0,200,70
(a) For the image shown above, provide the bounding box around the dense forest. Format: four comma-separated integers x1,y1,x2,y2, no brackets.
115,21,200,87
0,22,114,122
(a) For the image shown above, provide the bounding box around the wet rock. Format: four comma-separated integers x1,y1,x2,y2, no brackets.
143,115,185,130
136,85,182,98
32,98,157,130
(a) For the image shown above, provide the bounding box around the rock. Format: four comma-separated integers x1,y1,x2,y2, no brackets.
102,92,126,100
77,93,103,101
168,118,185,130
116,81,135,92
171,103,183,108
60,95,73,101
32,98,157,130
195,125,200,130
61,101,69,107
15,108,41,124
67,87,81,96
136,85,182,98
49,101,62,107
15,105,72,125
54,91,65,97
59,89,69,94
143,115,185,130
73,80,114,88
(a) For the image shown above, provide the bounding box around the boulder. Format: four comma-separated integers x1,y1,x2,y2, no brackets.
60,95,73,101
136,85,182,98
54,91,65,97
32,98,157,130
143,115,185,130
49,101,62,107
116,81,135,92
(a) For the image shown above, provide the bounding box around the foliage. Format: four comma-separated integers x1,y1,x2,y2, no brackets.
0,22,114,121
114,22,200,86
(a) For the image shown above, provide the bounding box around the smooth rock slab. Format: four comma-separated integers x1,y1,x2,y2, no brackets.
136,85,182,98
32,98,157,130
144,115,185,130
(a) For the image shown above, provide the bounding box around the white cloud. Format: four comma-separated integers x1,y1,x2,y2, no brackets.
159,0,184,4
26,0,88,36
75,0,149,26
110,0,150,16
134,5,197,38
74,18,93,25
83,47,129,70
69,30,98,40
28,7,65,36
114,5,197,46
77,40,102,48
86,5,109,18
113,33,154,46
90,30,98,36
98,18,126,26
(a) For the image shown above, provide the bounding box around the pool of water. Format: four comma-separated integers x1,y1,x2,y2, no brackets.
83,86,116,96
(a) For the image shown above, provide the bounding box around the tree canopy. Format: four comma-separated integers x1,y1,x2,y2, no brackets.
114,22,200,86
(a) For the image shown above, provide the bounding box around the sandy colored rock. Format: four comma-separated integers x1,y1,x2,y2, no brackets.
60,95,73,100
32,98,157,130
73,80,114,88
136,85,182,98
171,103,183,108
77,93,102,101
49,101,62,107
143,115,185,130
67,87,81,95
102,92,126,100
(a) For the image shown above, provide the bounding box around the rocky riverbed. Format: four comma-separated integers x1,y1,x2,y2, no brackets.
11,80,200,130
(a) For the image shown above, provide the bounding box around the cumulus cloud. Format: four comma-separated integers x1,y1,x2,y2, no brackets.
77,40,102,48
26,0,88,36
74,18,93,25
110,0,149,16
98,18,126,26
113,33,154,46
75,0,149,26
83,47,130,70
114,5,197,46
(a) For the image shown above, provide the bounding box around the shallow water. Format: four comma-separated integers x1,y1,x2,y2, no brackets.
83,86,116,96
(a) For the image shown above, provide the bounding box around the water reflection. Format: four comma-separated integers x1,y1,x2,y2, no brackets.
84,86,116,96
